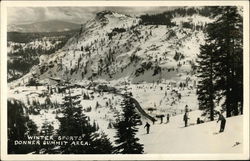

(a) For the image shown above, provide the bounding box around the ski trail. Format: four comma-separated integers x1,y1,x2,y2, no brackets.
100,85,157,122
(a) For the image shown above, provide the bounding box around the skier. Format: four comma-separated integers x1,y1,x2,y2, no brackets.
183,112,189,127
197,117,201,124
166,114,170,123
152,119,155,125
160,116,163,124
217,111,226,132
178,93,182,100
196,117,204,124
179,82,183,89
185,105,189,113
144,122,151,134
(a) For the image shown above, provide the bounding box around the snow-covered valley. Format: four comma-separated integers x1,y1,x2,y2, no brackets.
8,80,243,153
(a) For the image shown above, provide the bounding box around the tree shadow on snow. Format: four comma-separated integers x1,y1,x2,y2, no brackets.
213,131,223,135
141,133,152,136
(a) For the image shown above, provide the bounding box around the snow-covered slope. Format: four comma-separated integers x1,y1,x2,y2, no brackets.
7,30,77,82
8,38,62,54
139,111,243,153
8,85,243,153
8,10,214,130
10,10,213,87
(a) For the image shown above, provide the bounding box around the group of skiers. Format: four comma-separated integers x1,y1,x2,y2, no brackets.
144,105,226,134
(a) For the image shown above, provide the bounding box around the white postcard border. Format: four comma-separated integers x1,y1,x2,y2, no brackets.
1,1,249,160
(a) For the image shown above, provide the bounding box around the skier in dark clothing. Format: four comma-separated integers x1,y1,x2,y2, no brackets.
166,114,170,123
144,122,151,134
197,117,204,124
217,111,226,132
183,112,189,127
152,119,155,125
185,105,189,113
160,116,163,124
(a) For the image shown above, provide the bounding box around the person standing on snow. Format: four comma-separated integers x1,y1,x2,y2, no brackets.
197,117,204,124
185,105,189,113
166,114,170,123
152,119,155,125
217,111,226,132
144,122,151,134
183,112,189,127
160,116,163,124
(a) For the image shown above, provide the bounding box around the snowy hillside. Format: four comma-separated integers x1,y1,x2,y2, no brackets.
8,10,215,138
139,111,243,153
8,38,62,54
8,10,213,123
7,30,77,82
10,10,213,87
8,85,243,153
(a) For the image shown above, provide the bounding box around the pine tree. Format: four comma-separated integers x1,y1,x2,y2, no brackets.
27,119,38,136
114,95,144,154
95,101,100,109
8,99,39,154
40,120,54,136
40,120,55,153
93,121,97,131
197,43,216,121
206,6,243,117
57,89,113,154
27,96,30,105
88,132,114,154
57,92,94,153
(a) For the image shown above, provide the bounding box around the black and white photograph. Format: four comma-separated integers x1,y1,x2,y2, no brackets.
1,0,249,160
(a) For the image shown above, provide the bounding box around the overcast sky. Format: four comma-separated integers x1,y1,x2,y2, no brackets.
7,6,178,25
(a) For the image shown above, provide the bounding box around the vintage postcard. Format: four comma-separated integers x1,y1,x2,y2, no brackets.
1,0,249,160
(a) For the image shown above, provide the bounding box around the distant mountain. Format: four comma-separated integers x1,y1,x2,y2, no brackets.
9,8,215,86
8,20,80,33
